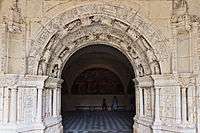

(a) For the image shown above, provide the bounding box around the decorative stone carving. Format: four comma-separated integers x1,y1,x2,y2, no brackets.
146,49,161,75
63,19,82,32
50,58,62,78
36,22,156,77
51,64,59,78
8,0,24,33
28,3,169,75
37,49,51,75
171,0,189,23
59,46,70,59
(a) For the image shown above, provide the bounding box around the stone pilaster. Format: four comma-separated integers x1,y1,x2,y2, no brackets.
3,88,9,124
9,87,17,123
53,88,57,117
57,86,61,115
139,87,144,117
37,88,43,122
49,89,53,116
181,87,188,123
153,87,161,125
176,86,181,123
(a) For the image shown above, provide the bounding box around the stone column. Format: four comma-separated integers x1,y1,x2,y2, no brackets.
139,87,144,116
57,86,61,115
153,87,161,125
176,86,181,123
37,88,43,122
3,88,9,124
0,22,7,74
9,87,17,123
49,89,52,116
53,88,57,117
181,87,187,123
197,85,200,133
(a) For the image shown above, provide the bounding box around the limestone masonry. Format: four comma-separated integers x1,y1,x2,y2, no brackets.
0,0,200,133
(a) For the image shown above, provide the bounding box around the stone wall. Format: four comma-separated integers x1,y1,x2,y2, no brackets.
0,0,200,133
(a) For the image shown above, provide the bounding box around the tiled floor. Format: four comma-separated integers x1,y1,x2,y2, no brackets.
62,111,133,133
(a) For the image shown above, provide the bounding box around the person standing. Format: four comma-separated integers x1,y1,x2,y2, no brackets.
112,96,119,111
102,98,107,111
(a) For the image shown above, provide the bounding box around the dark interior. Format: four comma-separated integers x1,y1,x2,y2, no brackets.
61,44,136,132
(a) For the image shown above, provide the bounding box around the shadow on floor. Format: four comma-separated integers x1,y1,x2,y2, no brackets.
62,111,134,133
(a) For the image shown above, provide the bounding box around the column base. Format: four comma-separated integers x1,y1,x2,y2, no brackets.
0,116,63,133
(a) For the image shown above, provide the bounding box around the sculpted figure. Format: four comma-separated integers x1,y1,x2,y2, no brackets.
51,64,59,78
146,49,156,63
152,61,161,75
134,57,145,77
59,47,70,59
146,49,161,74
138,64,145,77
89,16,101,24
38,49,51,75
51,58,62,78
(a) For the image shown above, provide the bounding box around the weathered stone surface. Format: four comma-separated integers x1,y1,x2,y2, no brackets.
0,0,200,133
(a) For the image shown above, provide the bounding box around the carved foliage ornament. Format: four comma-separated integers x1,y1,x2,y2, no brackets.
8,0,24,33
29,4,167,76
38,17,160,78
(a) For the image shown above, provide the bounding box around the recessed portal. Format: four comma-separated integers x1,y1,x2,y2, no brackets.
71,68,124,95
61,44,136,132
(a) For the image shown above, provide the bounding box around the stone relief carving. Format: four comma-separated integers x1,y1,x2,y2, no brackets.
8,0,24,33
22,88,37,123
171,0,189,23
28,4,167,78
29,4,168,76
51,58,62,78
112,19,130,31
134,56,145,77
59,46,70,59
146,49,161,75
63,19,82,32
37,21,157,77
38,49,51,75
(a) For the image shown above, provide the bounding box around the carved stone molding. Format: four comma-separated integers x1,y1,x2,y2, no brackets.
28,3,169,77
45,77,63,89
133,76,154,88
0,74,48,88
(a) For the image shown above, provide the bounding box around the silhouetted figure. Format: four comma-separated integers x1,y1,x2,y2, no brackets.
102,98,107,111
111,96,119,111
130,96,134,112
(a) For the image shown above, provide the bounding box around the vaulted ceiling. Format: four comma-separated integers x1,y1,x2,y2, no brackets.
61,44,135,94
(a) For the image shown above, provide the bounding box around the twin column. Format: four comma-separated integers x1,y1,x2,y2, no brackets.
37,85,61,122
138,86,161,124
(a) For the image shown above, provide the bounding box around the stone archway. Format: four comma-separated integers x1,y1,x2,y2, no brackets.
28,3,167,133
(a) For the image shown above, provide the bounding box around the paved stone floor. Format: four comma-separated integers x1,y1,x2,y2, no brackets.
62,111,133,133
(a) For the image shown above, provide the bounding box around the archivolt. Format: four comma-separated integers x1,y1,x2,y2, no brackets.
28,3,167,77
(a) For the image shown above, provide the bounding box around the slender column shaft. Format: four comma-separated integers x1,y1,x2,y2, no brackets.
182,87,187,122
176,86,181,123
139,87,144,116
37,88,43,122
10,88,17,123
3,88,9,124
154,87,161,124
135,87,140,116
57,87,61,115
53,88,57,117
49,89,53,116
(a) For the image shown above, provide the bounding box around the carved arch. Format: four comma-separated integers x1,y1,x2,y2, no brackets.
28,3,168,77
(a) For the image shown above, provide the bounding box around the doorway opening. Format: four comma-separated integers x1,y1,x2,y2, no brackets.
61,44,136,132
